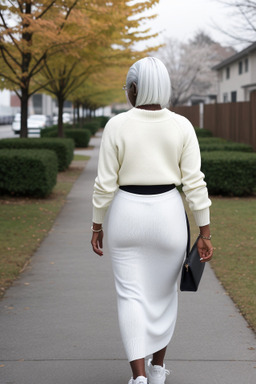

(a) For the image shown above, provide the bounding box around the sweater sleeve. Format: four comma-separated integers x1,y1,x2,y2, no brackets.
179,119,211,227
92,123,120,224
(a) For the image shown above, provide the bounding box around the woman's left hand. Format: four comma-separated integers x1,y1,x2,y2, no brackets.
91,230,104,256
197,237,213,262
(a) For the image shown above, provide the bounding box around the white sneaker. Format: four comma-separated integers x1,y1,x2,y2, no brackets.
146,358,170,384
128,376,148,384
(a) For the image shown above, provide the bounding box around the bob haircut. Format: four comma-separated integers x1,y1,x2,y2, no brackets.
126,57,171,108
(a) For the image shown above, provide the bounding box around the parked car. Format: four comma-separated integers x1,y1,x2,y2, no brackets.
53,113,72,125
28,114,52,134
0,115,13,125
12,113,21,134
12,114,53,135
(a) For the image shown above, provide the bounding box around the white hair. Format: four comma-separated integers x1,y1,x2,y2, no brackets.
126,57,171,108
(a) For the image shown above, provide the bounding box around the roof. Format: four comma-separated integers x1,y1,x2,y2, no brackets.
212,41,256,70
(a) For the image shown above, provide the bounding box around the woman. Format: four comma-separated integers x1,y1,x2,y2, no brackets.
91,57,213,384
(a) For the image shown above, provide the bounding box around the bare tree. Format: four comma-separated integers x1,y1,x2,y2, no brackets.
155,38,216,106
215,0,256,44
155,32,235,106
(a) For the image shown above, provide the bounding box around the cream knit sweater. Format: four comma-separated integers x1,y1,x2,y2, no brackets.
93,108,211,226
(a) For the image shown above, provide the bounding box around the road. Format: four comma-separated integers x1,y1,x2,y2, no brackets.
0,125,16,139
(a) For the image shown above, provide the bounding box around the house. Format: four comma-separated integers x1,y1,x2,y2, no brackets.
184,43,235,106
213,41,256,103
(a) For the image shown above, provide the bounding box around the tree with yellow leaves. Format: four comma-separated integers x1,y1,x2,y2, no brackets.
0,1,82,137
34,0,160,136
0,1,160,137
69,65,128,123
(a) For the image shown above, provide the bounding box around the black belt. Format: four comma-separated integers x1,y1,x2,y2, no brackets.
119,184,175,195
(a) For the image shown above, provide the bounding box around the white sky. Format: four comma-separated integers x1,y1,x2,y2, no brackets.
138,0,246,50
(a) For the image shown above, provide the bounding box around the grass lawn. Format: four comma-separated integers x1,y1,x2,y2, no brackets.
186,196,256,332
0,154,89,297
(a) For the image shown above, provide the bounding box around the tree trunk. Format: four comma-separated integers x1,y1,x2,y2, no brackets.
20,88,29,138
82,103,85,125
57,95,64,138
73,104,76,127
20,2,32,138
76,102,80,125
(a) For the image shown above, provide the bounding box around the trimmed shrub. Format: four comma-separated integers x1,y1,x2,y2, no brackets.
201,151,256,196
198,138,226,145
0,138,74,171
41,128,91,148
84,120,101,135
65,129,91,147
40,126,57,138
198,138,253,153
40,125,75,134
65,118,103,134
0,149,58,197
94,116,109,127
194,128,213,137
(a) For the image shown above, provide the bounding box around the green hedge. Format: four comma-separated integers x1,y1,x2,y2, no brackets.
198,138,253,153
40,126,57,137
0,138,74,171
198,138,226,144
0,149,58,197
66,118,102,134
94,116,109,127
194,128,213,137
41,128,91,148
65,129,91,147
84,120,101,135
201,151,256,196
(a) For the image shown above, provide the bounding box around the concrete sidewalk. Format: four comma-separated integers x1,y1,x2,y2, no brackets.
0,132,255,384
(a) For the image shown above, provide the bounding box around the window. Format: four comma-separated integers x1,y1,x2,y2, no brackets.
226,67,230,79
231,91,237,102
238,61,243,75
245,58,249,72
223,93,228,103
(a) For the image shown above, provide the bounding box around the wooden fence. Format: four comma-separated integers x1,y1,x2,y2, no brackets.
171,105,200,128
171,91,256,151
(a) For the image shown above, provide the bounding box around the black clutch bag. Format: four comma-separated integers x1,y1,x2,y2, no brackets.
180,213,205,292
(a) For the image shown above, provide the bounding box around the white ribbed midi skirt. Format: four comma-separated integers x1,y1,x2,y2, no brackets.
106,188,187,362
